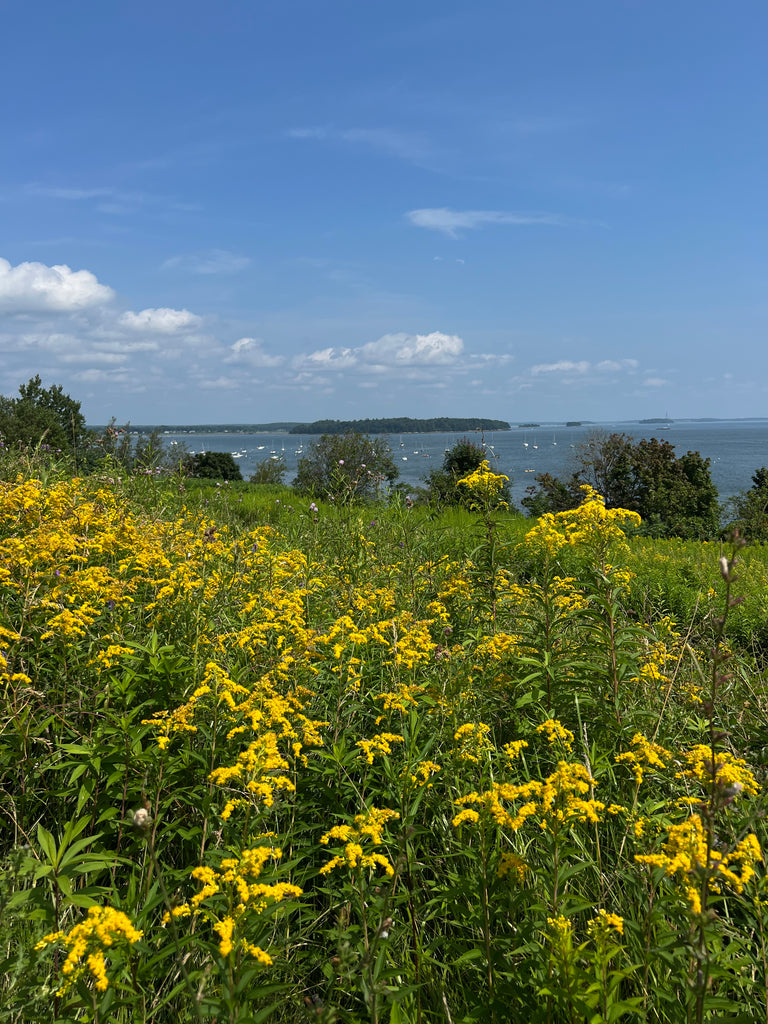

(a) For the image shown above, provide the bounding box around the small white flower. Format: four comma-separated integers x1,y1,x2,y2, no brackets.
133,807,151,829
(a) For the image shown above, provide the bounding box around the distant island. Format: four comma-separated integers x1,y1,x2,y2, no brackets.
639,417,674,424
120,422,301,435
289,417,511,435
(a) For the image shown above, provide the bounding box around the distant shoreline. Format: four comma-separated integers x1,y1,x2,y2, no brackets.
88,416,768,436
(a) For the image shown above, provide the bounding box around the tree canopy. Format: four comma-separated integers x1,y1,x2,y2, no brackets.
186,451,243,481
0,376,91,457
290,417,510,435
522,431,720,539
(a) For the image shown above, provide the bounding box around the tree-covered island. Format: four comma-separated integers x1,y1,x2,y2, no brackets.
289,416,510,435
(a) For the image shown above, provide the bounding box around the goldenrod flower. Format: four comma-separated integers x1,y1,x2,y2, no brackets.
35,906,142,997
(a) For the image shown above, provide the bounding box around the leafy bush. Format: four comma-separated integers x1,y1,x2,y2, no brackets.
423,437,512,508
293,432,398,502
186,450,243,480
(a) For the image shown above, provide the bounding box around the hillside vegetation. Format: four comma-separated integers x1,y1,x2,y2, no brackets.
1,449,768,1023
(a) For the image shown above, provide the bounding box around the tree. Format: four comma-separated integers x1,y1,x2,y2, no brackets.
293,433,398,502
728,467,768,541
249,456,287,485
187,451,243,481
522,431,720,539
0,376,91,456
423,437,512,508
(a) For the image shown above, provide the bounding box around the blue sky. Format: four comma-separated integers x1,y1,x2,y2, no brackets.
2,0,767,424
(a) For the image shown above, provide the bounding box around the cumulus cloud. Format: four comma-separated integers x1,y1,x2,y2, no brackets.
407,208,564,238
225,337,283,367
642,377,669,387
531,360,591,375
295,331,465,372
0,257,114,312
119,307,201,333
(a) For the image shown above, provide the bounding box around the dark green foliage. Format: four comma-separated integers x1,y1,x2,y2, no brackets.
290,417,510,435
728,467,768,541
521,472,582,517
423,437,512,508
187,451,243,481
0,375,91,456
523,431,720,539
293,432,398,502
249,455,287,485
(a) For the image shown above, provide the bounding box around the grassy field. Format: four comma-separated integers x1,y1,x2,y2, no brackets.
2,456,768,1023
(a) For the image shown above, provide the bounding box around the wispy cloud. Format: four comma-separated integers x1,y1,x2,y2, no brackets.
407,207,565,238
162,249,251,275
531,358,638,377
286,125,434,164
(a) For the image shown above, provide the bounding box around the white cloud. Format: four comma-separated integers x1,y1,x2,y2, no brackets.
120,308,202,333
531,360,591,375
407,208,563,238
642,377,669,387
361,331,463,365
225,337,283,367
300,347,358,369
162,249,251,275
295,331,465,373
0,257,114,312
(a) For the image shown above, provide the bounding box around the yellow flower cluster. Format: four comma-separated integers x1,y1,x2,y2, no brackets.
35,906,142,996
536,718,575,752
456,460,509,508
166,846,301,962
403,759,442,788
525,485,641,557
320,806,400,876
588,909,624,939
356,731,405,765
615,733,673,784
453,759,620,833
636,815,762,913
677,746,760,797
497,851,529,881
453,722,494,763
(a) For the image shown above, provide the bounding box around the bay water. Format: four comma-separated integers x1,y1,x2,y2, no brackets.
160,420,768,508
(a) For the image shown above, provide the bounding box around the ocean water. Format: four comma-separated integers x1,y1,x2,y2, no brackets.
161,420,768,508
